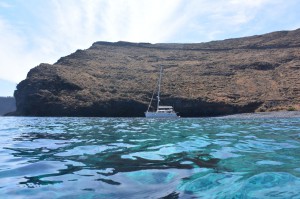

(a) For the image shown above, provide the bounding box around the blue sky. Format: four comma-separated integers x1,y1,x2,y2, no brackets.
0,0,300,96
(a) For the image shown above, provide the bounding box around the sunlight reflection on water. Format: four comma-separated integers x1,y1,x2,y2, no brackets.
0,117,299,198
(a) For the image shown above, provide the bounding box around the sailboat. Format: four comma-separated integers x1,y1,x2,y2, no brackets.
145,65,179,118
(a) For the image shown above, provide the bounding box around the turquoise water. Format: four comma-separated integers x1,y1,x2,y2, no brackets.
0,117,300,198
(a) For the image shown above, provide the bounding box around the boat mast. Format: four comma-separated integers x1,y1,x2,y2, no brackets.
157,65,163,111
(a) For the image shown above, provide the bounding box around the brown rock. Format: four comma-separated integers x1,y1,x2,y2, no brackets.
14,29,300,117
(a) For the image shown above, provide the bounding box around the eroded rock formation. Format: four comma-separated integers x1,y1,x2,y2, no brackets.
14,29,300,116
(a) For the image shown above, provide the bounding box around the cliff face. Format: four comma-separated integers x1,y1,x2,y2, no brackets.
14,29,300,117
0,97,16,116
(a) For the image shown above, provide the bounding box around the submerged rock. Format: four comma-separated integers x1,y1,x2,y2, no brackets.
14,29,300,116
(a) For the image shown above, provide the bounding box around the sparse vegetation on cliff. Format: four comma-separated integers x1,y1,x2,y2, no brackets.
13,29,300,117
287,106,297,111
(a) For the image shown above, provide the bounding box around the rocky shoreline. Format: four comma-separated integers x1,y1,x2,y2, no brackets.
219,111,300,118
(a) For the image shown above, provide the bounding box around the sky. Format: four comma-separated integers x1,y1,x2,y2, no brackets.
0,0,300,96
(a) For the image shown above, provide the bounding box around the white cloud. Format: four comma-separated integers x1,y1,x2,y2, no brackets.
173,0,273,40
0,1,12,8
0,0,299,88
0,18,36,82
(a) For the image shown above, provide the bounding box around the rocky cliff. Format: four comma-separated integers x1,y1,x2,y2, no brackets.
0,97,16,116
14,29,300,117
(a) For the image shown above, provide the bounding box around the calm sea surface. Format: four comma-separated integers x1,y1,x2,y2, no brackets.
0,117,300,199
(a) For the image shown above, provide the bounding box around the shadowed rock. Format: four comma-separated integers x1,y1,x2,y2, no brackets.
0,97,16,116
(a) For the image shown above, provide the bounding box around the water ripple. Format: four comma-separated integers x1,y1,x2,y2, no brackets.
0,117,299,198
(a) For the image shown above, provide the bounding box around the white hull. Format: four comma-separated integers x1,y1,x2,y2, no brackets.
145,111,178,118
145,66,179,118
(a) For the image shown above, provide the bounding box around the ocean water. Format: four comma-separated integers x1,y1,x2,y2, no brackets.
0,117,300,199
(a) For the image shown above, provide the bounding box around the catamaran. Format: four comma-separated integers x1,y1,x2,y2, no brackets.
145,65,179,118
